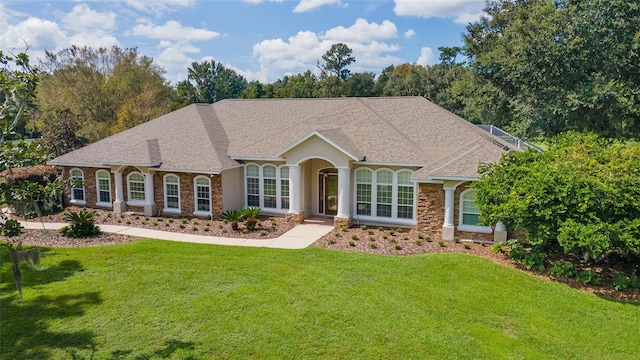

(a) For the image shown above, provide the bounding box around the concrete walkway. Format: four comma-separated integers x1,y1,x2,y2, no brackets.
18,219,334,249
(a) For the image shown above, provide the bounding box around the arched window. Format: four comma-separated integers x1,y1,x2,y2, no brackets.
355,169,372,216
127,172,146,202
396,171,414,219
164,174,180,212
96,170,111,206
194,176,211,214
70,168,85,204
460,189,481,226
376,170,393,218
263,165,277,208
246,164,260,207
280,167,289,209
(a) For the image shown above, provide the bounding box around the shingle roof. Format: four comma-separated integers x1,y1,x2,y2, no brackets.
49,97,515,179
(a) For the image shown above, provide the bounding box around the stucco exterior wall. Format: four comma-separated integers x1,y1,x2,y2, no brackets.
221,167,244,211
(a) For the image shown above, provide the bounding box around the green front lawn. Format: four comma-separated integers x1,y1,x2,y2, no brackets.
2,240,638,359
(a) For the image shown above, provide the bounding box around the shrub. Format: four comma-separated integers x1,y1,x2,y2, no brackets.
453,236,460,243
221,209,243,231
369,236,375,242
329,239,336,245
520,251,546,271
378,226,384,231
395,244,402,250
192,220,200,225
152,221,158,227
164,222,170,227
463,244,471,250
418,233,425,239
204,227,210,232
403,236,409,241
341,226,348,232
125,220,131,225
370,243,377,249
168,218,174,223
242,207,262,231
549,261,577,278
389,230,396,236
612,271,638,292
179,224,186,229
260,230,267,236
389,238,397,244
351,234,358,240
349,241,355,247
426,236,432,242
367,229,374,235
334,232,341,238
507,240,526,262
192,226,198,231
415,239,422,246
181,218,188,224
360,225,367,230
577,270,601,286
59,209,101,238
242,228,249,234
438,241,446,247
491,242,505,254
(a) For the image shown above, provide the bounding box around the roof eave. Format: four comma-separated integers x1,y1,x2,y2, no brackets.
275,130,360,161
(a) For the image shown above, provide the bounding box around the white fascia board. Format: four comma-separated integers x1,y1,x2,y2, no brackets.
275,130,359,161
353,161,425,168
229,156,285,162
47,161,110,168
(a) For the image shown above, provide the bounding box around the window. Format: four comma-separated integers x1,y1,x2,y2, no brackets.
263,165,277,208
353,168,415,221
244,164,289,211
246,165,260,207
458,188,492,233
164,175,180,212
127,172,146,202
280,167,289,209
355,169,372,216
397,171,414,219
70,169,85,204
376,170,393,218
96,170,111,205
195,176,211,213
461,190,481,226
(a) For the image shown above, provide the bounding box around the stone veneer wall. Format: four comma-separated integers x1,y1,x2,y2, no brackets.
62,166,114,210
416,183,445,239
416,182,494,242
61,167,222,218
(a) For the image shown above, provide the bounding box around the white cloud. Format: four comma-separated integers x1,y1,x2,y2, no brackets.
62,4,116,32
404,29,416,39
324,18,397,42
129,20,220,41
244,0,284,3
293,0,346,13
393,0,485,24
1,17,68,54
416,47,435,67
250,19,403,82
121,0,196,15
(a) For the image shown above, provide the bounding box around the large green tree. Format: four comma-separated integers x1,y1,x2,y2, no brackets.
35,45,173,144
176,60,247,105
321,43,356,81
462,0,640,138
473,132,640,263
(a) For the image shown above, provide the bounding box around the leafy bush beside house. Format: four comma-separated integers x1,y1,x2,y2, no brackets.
473,132,640,265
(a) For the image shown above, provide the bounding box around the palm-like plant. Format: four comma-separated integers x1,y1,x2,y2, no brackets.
221,209,243,231
241,207,262,231
60,209,101,238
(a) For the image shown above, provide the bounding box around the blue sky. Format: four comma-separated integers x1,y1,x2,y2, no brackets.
1,0,486,84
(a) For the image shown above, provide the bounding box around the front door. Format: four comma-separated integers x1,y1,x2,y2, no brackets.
319,169,338,216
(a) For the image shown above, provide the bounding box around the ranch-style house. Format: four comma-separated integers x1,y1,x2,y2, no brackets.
49,97,517,242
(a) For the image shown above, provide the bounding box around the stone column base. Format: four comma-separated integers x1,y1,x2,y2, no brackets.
113,201,127,214
144,204,158,217
286,211,305,224
333,216,352,229
442,225,455,240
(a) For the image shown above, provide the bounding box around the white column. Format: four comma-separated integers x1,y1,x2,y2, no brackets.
143,172,157,216
337,167,351,218
112,170,126,213
442,187,455,240
288,165,302,213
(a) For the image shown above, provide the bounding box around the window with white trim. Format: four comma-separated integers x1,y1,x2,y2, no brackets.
127,172,146,202
461,189,481,226
376,170,393,218
244,164,290,211
353,168,415,221
194,176,211,213
280,167,289,209
356,169,372,216
397,171,414,219
96,170,111,205
263,165,277,208
164,174,180,212
246,165,260,207
70,169,85,203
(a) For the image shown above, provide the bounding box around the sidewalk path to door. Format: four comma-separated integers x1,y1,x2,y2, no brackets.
18,218,334,249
